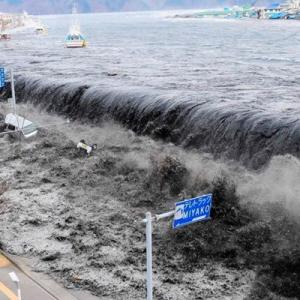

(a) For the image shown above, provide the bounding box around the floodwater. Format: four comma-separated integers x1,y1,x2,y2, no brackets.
1,12,300,299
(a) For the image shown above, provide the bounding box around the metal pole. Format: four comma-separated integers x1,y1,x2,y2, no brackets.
10,69,16,117
155,211,175,221
10,68,21,141
146,212,153,300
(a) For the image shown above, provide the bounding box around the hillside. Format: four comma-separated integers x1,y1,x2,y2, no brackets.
0,0,279,14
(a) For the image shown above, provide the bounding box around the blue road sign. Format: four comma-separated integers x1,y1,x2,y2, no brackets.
173,194,212,229
0,68,5,88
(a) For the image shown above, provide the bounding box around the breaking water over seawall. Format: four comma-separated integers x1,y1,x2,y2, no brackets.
1,13,300,170
12,75,300,169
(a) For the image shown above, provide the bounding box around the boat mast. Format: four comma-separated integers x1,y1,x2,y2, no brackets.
70,1,80,33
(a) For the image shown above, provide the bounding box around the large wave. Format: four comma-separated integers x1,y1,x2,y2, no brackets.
12,75,300,169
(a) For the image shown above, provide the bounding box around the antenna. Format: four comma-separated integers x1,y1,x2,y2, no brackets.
70,1,80,33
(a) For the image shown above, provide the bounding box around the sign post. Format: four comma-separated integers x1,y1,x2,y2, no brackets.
146,212,153,300
142,194,213,300
0,67,18,121
0,68,5,88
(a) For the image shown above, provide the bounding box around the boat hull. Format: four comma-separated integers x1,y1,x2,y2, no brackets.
65,41,86,48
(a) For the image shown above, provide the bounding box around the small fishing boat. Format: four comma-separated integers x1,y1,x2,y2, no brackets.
65,3,87,48
65,24,87,48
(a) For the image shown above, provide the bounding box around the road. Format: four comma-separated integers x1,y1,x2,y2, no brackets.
0,252,78,300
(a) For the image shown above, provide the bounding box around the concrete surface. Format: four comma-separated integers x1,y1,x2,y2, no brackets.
0,252,82,300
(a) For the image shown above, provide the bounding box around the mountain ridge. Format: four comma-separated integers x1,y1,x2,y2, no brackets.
0,0,280,14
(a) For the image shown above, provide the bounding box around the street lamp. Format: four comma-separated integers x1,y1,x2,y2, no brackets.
9,272,21,300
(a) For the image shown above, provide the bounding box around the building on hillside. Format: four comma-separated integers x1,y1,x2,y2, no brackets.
0,12,30,32
281,0,300,10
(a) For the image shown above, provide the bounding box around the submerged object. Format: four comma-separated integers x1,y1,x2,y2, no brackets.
5,113,38,138
0,33,11,41
35,18,48,35
35,26,48,35
77,140,97,155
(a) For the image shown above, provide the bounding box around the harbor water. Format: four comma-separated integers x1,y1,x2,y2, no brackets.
1,11,300,168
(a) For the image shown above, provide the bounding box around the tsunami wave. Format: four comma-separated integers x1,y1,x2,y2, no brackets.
9,75,300,169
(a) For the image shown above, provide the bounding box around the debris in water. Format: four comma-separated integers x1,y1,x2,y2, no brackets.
77,139,97,155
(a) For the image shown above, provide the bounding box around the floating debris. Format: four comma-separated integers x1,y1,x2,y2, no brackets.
77,139,97,155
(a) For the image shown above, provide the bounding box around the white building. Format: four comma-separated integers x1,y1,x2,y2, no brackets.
281,0,300,11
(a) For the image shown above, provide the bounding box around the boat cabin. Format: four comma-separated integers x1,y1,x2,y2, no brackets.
66,33,85,41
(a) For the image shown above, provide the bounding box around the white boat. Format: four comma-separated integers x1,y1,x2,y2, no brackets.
5,113,38,139
2,70,38,139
